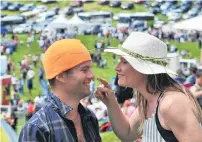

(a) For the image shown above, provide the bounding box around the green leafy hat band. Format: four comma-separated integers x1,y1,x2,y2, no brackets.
119,45,168,66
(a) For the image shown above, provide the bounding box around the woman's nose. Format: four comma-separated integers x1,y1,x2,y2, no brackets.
115,63,120,72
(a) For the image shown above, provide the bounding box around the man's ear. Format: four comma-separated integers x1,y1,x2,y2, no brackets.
55,73,66,83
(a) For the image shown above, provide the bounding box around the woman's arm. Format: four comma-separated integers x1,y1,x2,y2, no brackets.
96,78,142,142
107,98,142,142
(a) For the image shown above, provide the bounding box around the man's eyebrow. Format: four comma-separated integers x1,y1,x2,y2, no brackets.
80,65,91,69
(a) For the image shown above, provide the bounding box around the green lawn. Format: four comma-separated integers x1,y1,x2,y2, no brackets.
101,132,121,142
169,41,200,59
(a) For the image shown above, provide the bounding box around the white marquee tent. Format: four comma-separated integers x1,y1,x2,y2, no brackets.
48,15,69,29
67,14,86,25
66,14,87,34
173,15,202,32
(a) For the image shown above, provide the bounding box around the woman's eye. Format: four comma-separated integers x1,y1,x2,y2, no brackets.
123,61,128,64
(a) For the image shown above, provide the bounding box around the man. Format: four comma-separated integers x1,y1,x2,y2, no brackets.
19,39,101,142
184,65,197,88
190,70,202,109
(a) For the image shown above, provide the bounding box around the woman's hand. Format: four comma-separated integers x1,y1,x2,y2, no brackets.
95,78,116,106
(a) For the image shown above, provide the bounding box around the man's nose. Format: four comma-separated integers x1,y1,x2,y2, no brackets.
88,70,95,80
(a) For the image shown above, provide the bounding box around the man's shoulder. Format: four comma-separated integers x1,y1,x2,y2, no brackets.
26,105,55,128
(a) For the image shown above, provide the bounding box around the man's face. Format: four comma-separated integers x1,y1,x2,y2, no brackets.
63,61,94,98
197,76,202,87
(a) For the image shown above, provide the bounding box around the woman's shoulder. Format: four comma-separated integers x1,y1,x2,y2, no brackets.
158,91,193,115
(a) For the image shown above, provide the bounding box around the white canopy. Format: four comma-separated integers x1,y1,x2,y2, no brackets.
66,14,86,35
48,15,69,29
173,16,202,31
67,14,86,25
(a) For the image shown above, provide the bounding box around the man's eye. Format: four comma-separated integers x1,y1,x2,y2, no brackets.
82,68,88,72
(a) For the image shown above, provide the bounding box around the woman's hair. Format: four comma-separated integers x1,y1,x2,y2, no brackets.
134,73,202,131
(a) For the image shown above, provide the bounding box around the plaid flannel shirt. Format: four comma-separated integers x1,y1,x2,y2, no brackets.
19,93,101,142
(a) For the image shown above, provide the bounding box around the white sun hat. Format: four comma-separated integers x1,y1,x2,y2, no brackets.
104,32,176,75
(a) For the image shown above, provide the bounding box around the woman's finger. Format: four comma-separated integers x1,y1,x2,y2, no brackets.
95,90,104,100
97,78,111,89
98,87,114,96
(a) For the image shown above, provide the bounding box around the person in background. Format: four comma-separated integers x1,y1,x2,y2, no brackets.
173,69,186,85
190,70,202,109
26,100,35,121
184,66,197,88
26,66,35,95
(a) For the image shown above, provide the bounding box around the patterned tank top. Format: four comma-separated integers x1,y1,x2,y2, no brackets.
142,113,166,142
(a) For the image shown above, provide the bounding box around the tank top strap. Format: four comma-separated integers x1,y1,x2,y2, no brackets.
157,91,164,105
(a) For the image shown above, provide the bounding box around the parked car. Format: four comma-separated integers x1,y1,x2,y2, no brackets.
84,25,102,35
121,3,134,10
8,3,23,11
148,7,160,14
183,8,200,19
63,6,74,15
1,16,25,25
36,11,56,22
179,1,192,13
19,4,35,12
71,0,83,7
169,4,180,11
150,1,160,7
110,0,121,8
82,0,94,2
13,24,32,34
168,12,181,21
134,0,145,4
160,2,172,12
41,0,57,3
73,8,84,14
98,0,110,5
34,5,47,13
50,7,60,15
131,20,147,31
0,2,12,10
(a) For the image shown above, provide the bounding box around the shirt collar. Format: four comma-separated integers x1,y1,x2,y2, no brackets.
47,93,90,118
48,93,73,117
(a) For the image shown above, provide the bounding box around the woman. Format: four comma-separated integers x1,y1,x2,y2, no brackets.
95,32,202,142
